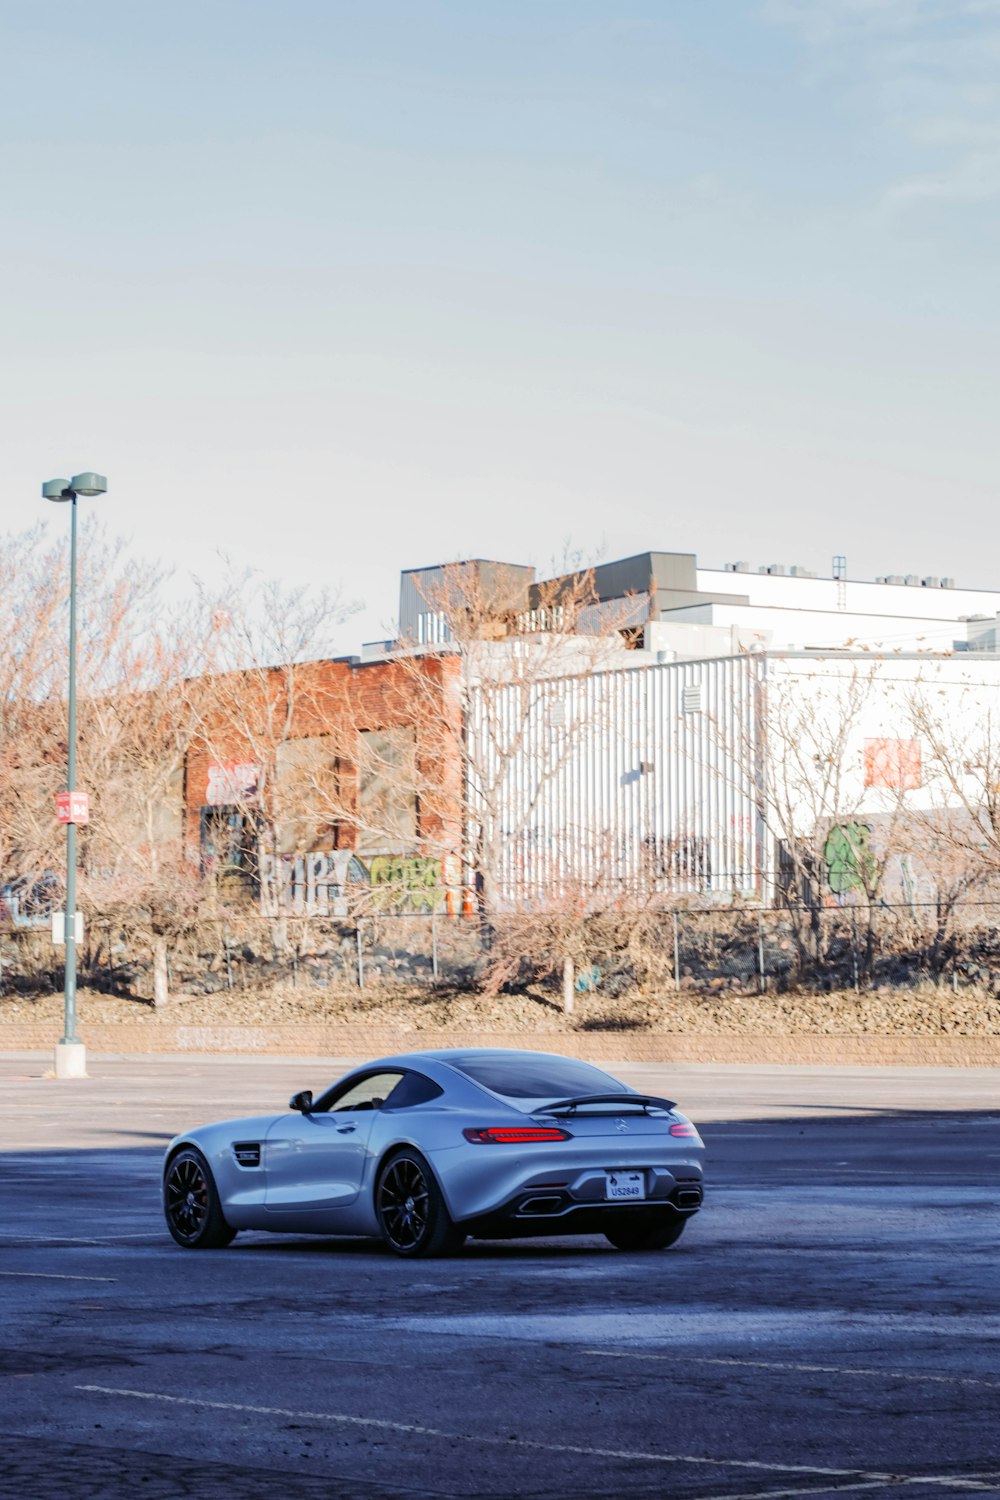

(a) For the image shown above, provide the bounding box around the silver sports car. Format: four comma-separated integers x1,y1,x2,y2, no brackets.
162,1048,705,1258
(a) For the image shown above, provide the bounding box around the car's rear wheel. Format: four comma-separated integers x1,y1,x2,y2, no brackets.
376,1149,465,1258
164,1147,236,1249
604,1211,687,1251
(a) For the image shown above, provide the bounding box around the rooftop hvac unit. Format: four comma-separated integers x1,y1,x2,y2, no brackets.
766,564,787,576
941,577,956,588
904,574,919,585
885,575,905,585
921,577,940,588
724,561,750,572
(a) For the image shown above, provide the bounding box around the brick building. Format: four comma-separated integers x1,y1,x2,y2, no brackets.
183,650,463,913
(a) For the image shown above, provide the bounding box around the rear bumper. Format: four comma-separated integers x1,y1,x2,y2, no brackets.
460,1177,703,1240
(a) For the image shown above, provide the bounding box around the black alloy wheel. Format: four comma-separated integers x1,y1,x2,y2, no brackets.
164,1148,236,1249
376,1150,465,1259
604,1211,688,1252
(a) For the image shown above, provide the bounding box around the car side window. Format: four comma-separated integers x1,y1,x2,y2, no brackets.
383,1072,444,1110
325,1072,405,1113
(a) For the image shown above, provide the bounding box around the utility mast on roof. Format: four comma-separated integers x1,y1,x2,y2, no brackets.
832,555,847,612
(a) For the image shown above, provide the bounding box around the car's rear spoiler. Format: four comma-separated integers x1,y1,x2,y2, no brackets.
535,1092,677,1117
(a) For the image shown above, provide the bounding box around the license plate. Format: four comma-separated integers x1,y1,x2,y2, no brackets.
605,1170,645,1201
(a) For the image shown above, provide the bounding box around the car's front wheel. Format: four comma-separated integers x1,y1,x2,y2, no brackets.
164,1147,236,1249
604,1211,688,1251
376,1149,465,1258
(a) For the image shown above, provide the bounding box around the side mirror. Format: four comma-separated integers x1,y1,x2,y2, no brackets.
289,1089,314,1113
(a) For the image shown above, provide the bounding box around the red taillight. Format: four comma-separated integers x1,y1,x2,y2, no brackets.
463,1126,572,1144
669,1122,698,1137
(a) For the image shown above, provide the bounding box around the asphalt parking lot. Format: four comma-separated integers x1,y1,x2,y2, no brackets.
1,1055,999,1499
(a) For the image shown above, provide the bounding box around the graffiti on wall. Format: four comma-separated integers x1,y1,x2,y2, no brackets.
258,850,460,915
369,854,443,911
206,761,259,806
0,871,60,929
258,850,365,916
823,822,875,896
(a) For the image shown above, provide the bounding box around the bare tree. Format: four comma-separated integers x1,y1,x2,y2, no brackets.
0,523,222,1004
0,526,73,885
403,561,644,903
183,573,359,948
382,558,652,993
77,592,223,1006
900,673,1000,975
907,678,1000,879
707,656,915,981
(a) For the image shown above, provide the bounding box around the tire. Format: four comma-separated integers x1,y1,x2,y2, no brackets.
376,1149,465,1259
604,1211,688,1252
164,1147,237,1249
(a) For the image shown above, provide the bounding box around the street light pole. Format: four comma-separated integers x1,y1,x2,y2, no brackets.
64,488,79,1048
42,471,107,1080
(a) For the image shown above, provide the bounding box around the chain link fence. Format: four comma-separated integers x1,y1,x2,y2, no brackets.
5,898,1000,1000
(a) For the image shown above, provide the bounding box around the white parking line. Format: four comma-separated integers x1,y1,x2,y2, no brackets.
0,1271,116,1282
0,1234,104,1245
694,1480,1000,1500
74,1388,1000,1494
692,1486,917,1500
586,1350,1000,1391
0,1232,155,1244
66,1386,899,1482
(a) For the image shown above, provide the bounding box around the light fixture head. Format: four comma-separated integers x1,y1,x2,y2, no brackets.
42,478,72,502
70,471,107,497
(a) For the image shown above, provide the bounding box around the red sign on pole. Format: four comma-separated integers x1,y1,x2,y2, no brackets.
55,791,90,824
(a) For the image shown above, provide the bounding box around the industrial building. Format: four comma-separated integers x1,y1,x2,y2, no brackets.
469,649,1000,909
364,549,1000,663
182,547,1000,913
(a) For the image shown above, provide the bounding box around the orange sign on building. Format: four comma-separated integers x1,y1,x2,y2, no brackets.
863,738,921,790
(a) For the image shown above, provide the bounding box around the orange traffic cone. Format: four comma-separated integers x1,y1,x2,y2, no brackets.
462,888,475,918
445,889,456,918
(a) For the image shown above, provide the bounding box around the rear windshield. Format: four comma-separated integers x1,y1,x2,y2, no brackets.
447,1053,627,1100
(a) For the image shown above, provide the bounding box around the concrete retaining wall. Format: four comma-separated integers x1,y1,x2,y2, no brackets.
2,1021,999,1066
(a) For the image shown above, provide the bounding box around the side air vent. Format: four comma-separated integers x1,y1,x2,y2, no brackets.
233,1142,261,1168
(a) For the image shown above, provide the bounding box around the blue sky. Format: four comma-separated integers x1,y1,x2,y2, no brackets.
2,0,999,648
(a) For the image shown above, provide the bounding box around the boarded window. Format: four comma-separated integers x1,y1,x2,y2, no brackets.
275,737,340,855
357,727,417,851
864,738,921,790
151,766,185,845
106,763,184,852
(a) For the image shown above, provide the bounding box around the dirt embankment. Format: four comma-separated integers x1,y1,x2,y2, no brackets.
2,980,997,1036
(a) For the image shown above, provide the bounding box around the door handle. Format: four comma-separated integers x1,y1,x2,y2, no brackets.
336,1123,357,1133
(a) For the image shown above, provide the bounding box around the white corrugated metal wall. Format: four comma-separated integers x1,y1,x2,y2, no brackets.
466,654,766,908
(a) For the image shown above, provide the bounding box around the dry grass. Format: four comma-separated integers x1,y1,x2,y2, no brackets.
2,978,997,1036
